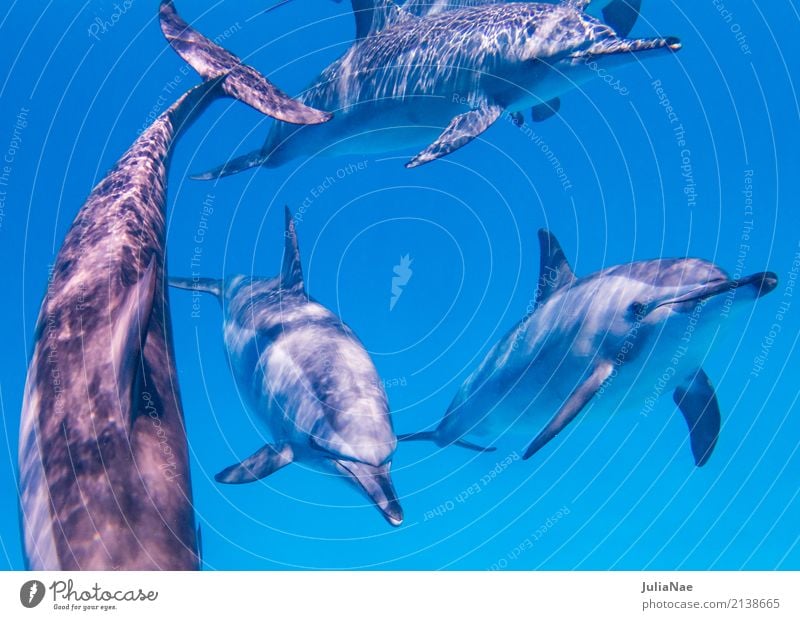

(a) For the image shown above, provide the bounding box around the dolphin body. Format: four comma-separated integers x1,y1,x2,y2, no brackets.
399,0,643,124
402,230,778,467
403,0,641,35
196,0,675,178
169,209,403,526
18,1,328,570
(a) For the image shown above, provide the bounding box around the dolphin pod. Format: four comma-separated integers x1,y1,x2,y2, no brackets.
194,0,676,178
169,208,403,526
401,231,778,466
18,1,329,570
18,0,782,569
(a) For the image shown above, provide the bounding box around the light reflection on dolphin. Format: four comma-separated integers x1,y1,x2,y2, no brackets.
196,0,674,177
18,1,329,570
402,230,778,468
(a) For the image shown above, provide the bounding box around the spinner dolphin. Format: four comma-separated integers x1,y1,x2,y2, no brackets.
399,0,644,123
196,0,674,177
402,230,778,467
17,1,329,570
170,208,403,526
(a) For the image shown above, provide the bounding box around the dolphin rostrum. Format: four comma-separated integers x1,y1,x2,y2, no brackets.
169,208,403,526
196,0,675,178
18,1,329,570
402,230,778,467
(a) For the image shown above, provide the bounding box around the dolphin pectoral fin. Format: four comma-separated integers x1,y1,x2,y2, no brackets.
454,439,497,453
406,104,503,168
397,430,440,444
190,148,271,181
168,277,223,299
114,258,157,421
215,444,293,484
523,362,614,460
673,369,720,467
530,98,561,123
398,431,496,453
602,0,642,37
335,460,404,526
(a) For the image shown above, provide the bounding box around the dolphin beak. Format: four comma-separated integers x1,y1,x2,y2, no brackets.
334,460,404,527
652,271,779,312
737,271,779,297
582,36,681,58
691,271,779,302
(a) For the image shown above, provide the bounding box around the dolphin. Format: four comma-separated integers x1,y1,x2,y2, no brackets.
402,0,642,37
17,1,329,570
195,0,675,178
169,208,403,526
401,230,778,467
398,0,644,124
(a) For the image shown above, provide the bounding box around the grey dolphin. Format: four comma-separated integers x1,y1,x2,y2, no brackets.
196,0,675,177
169,208,403,526
402,230,778,467
399,0,643,123
18,1,329,570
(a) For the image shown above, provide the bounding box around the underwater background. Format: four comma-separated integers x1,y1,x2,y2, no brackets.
0,0,798,570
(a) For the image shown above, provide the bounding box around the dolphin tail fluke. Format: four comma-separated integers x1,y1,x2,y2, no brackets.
168,277,223,299
398,430,495,453
398,430,440,444
159,1,331,126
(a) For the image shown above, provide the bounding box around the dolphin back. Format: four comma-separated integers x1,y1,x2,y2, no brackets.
18,1,330,571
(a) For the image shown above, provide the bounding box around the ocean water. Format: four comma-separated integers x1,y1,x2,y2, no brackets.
0,0,798,571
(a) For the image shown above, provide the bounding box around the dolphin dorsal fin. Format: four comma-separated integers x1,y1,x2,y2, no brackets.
281,206,304,291
602,0,643,37
352,0,412,39
536,229,576,306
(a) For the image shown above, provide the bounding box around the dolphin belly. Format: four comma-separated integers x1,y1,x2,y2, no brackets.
264,96,467,164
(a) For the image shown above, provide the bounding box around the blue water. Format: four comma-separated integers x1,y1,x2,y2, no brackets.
1,0,798,570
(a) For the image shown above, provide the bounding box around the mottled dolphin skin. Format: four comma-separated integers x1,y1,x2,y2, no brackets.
18,1,329,570
169,208,403,526
196,0,674,177
402,230,778,467
403,0,642,37
400,0,643,123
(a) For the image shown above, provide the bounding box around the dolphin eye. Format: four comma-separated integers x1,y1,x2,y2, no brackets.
628,302,649,321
